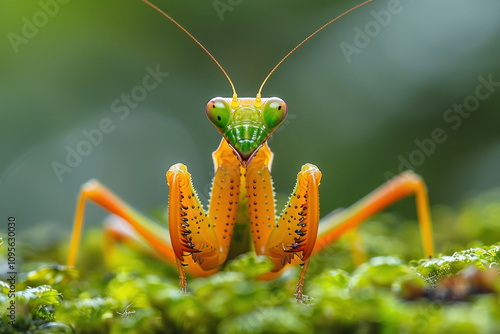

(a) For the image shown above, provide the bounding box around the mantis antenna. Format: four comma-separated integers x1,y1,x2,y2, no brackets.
141,0,240,108
142,0,374,108
254,0,374,108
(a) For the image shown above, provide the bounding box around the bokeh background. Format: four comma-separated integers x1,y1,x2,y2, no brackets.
1,0,500,248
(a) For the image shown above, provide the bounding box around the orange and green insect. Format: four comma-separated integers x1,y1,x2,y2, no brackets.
67,0,434,302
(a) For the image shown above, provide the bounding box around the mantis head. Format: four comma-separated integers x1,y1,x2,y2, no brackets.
141,0,373,165
206,97,287,166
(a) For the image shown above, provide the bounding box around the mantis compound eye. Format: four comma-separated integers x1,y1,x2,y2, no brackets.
262,97,287,130
206,97,231,130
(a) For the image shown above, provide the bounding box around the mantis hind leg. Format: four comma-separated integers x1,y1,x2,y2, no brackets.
66,179,216,278
314,170,434,259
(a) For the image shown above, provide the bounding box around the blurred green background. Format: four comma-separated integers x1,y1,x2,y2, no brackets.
1,0,499,246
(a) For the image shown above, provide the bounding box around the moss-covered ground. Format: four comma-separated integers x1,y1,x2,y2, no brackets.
1,189,500,333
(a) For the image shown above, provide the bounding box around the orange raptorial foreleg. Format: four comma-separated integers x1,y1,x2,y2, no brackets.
166,164,223,288
314,170,434,258
165,140,242,289
264,164,321,263
240,143,323,301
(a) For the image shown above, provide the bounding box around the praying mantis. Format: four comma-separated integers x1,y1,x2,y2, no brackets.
67,0,434,302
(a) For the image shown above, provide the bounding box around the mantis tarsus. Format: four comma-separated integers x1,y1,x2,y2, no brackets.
67,0,434,302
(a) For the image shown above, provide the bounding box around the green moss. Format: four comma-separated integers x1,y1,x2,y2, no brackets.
1,189,500,333
416,245,500,285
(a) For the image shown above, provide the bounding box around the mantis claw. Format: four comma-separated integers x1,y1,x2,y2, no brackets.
294,258,311,303
176,257,188,293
